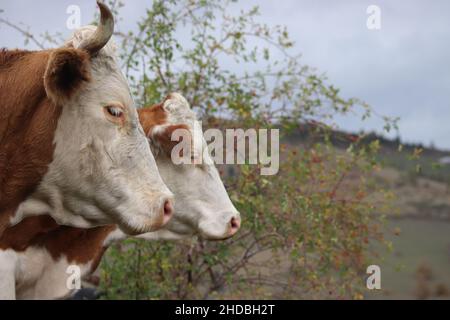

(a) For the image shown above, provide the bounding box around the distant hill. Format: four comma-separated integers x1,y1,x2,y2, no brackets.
280,123,450,184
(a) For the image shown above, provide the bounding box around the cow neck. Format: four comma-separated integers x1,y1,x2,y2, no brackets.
0,214,117,270
0,49,62,235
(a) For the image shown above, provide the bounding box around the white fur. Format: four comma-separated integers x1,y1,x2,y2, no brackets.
151,93,241,239
10,247,92,300
0,250,18,300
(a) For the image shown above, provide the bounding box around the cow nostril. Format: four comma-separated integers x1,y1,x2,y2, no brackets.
229,216,241,235
164,200,172,216
162,200,173,225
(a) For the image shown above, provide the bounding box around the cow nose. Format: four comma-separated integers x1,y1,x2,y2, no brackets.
161,199,173,226
228,215,241,237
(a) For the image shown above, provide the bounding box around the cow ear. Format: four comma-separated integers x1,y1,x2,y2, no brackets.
138,104,168,137
44,48,91,105
162,93,192,115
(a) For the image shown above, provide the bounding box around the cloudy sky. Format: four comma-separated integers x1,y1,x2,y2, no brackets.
1,1,449,149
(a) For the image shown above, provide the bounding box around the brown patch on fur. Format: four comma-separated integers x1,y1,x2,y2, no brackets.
0,208,13,236
138,93,186,137
138,103,168,136
0,49,32,68
0,216,59,251
44,48,91,105
41,224,117,268
0,49,64,234
89,244,110,273
0,215,117,267
138,100,192,157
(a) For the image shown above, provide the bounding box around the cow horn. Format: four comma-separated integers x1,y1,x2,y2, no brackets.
79,1,114,55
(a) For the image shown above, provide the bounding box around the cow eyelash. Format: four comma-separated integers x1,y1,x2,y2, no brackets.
105,106,124,118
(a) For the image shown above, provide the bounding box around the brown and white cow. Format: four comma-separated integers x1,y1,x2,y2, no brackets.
0,93,241,300
0,1,173,239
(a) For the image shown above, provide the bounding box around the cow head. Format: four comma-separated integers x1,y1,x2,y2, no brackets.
31,2,174,235
138,93,241,240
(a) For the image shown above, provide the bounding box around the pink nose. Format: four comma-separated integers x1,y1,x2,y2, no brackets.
228,216,241,236
161,199,173,226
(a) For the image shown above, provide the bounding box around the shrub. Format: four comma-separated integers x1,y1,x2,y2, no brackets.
98,0,395,299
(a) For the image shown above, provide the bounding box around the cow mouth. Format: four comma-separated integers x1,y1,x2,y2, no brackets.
115,210,170,236
197,229,236,241
200,234,235,241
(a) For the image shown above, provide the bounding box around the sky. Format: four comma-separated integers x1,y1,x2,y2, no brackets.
1,0,449,150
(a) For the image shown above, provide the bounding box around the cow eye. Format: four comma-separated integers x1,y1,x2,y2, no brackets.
105,106,124,118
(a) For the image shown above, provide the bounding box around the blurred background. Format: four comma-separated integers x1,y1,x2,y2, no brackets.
1,0,449,299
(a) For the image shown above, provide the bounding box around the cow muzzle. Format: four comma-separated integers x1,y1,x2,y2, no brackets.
147,195,174,232
198,211,241,241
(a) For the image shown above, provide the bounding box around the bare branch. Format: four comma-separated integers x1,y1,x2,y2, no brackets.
0,17,46,49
